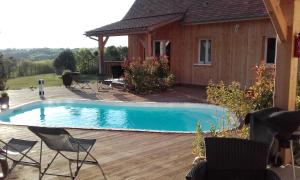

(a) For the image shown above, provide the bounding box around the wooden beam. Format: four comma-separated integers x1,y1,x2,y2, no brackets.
98,35,105,74
145,33,152,57
137,36,146,48
264,0,288,41
273,0,299,111
104,36,109,46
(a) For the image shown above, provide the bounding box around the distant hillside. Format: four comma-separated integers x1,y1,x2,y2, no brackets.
1,48,97,61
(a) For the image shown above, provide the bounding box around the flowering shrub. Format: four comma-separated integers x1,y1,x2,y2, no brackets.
192,63,278,161
123,56,175,93
192,122,205,159
207,62,275,123
207,81,252,123
248,63,275,110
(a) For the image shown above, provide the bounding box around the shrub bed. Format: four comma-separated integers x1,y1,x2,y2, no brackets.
123,57,175,94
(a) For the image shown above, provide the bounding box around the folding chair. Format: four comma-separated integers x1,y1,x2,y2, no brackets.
71,73,91,89
28,126,106,180
0,138,39,179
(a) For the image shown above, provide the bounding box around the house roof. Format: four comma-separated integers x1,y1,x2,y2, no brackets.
86,0,269,36
183,0,269,24
85,14,183,36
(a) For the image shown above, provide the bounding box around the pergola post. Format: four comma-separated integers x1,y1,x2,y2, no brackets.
146,33,152,57
271,0,300,110
264,0,300,163
98,36,109,74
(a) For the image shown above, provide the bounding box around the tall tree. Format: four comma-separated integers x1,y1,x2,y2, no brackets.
53,49,76,74
0,52,7,91
75,49,97,74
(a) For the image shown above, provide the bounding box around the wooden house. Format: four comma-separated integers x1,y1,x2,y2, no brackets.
86,0,278,87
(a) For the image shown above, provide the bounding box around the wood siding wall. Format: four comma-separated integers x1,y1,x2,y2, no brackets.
128,19,276,87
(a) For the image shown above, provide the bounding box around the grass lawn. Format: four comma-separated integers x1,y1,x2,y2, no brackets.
6,73,100,90
7,74,63,90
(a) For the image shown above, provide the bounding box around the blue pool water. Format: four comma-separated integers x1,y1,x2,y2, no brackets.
0,100,227,132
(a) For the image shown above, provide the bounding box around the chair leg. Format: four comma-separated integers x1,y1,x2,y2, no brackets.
290,140,296,180
39,141,42,180
68,161,74,179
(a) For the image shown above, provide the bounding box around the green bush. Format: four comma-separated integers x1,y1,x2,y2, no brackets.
207,81,252,123
123,57,175,93
75,49,98,74
248,63,275,110
0,54,7,91
61,70,73,87
192,122,205,159
53,50,76,74
207,62,275,124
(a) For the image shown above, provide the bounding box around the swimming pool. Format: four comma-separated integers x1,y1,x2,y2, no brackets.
0,100,227,133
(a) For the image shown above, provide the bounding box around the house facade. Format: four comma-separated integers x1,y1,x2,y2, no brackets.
86,0,276,87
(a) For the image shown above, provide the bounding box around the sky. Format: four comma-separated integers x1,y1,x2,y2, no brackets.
0,0,135,49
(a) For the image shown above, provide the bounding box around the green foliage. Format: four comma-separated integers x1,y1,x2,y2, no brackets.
1,48,67,61
61,70,73,87
207,81,252,122
123,57,175,93
297,96,300,109
248,63,275,110
193,62,274,158
0,52,7,91
1,91,8,97
104,46,128,61
192,122,206,159
75,49,98,74
53,50,76,74
17,60,55,77
207,63,275,123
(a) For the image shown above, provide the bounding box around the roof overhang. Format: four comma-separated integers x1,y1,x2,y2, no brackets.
85,14,183,37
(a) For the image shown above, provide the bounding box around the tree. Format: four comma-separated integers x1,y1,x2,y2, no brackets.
104,46,120,61
53,49,76,74
0,52,7,91
117,46,128,60
75,49,97,74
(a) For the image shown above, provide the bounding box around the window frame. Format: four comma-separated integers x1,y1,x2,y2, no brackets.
198,39,212,65
264,37,277,64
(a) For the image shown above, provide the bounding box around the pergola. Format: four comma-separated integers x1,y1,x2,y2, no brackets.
263,0,299,111
263,0,300,163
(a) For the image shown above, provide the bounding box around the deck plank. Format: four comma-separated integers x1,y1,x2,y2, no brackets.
0,125,194,180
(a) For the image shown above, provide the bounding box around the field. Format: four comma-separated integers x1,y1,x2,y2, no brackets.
7,74,63,90
6,73,100,90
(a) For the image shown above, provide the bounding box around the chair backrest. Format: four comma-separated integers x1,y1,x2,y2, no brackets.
28,126,75,151
205,137,269,169
267,110,300,140
205,138,270,180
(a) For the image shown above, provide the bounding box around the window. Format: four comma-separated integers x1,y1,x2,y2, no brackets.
264,37,277,64
199,39,212,64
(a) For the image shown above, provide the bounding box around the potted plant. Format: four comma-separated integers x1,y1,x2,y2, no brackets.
0,92,9,107
61,70,73,87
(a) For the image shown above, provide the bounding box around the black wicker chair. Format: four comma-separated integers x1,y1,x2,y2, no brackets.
28,126,106,180
186,138,280,180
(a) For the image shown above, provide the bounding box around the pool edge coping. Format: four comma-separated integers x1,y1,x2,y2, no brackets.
0,98,227,134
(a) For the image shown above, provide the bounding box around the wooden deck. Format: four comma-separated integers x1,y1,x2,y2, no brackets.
0,125,194,180
1,85,299,179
